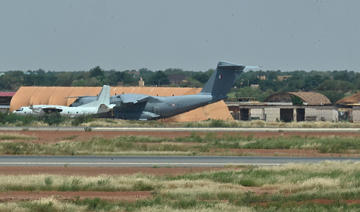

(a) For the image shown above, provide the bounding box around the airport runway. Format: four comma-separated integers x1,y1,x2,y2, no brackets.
0,156,359,167
0,126,360,133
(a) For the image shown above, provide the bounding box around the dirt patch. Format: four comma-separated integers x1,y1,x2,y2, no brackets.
345,200,360,204
308,199,335,205
254,199,336,207
0,166,229,176
245,186,278,195
0,191,151,202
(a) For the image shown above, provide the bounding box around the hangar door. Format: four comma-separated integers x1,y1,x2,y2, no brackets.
240,109,250,121
280,108,293,122
296,108,305,122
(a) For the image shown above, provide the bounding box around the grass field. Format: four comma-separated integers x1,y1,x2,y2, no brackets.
2,113,360,128
1,162,360,211
1,133,360,156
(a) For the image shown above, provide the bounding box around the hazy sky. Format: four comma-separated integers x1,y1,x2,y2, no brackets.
0,0,359,71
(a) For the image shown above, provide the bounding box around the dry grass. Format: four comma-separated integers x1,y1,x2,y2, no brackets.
5,113,360,128
185,120,360,128
137,204,254,212
0,197,87,212
0,174,158,192
0,133,35,141
88,119,360,128
0,162,360,211
3,133,360,156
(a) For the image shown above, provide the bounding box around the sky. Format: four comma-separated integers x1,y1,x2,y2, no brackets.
0,0,359,72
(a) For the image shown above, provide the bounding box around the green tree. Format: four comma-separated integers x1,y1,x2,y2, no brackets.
148,71,169,86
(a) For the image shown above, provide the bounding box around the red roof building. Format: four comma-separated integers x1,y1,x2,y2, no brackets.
0,92,16,97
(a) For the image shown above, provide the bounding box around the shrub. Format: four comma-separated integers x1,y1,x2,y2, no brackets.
83,198,113,211
44,177,53,187
84,127,92,132
71,115,94,126
239,178,258,187
42,113,65,126
23,201,55,212
209,119,228,127
172,199,198,209
132,181,155,191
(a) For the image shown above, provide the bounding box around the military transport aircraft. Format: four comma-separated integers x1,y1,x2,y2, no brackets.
71,61,256,120
13,85,114,117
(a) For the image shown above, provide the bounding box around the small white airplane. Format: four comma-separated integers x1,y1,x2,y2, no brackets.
13,85,114,117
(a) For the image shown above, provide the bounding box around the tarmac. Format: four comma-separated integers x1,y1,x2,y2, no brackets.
0,156,359,167
0,127,360,132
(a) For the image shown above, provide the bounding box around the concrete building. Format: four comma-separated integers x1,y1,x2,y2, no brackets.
336,92,360,122
227,92,337,122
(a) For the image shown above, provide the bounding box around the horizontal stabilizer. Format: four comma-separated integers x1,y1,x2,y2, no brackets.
141,111,160,119
97,104,115,113
120,94,149,104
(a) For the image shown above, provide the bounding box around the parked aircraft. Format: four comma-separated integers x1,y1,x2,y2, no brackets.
13,85,114,117
71,61,255,120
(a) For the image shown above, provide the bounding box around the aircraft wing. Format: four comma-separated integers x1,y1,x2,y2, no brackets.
119,94,150,104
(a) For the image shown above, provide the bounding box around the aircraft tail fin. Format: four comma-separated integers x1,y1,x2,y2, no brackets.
200,62,246,100
80,85,111,108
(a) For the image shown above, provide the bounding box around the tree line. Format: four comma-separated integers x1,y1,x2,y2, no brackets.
0,66,359,103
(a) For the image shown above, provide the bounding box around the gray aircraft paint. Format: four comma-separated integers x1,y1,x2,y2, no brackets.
72,62,247,120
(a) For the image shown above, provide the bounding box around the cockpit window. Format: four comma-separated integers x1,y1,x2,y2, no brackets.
16,108,23,111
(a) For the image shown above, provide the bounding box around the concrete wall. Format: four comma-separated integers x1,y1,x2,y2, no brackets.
319,109,338,122
264,107,280,122
305,108,318,121
353,107,360,122
305,108,338,122
250,108,264,120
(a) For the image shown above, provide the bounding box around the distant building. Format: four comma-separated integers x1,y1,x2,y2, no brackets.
0,92,16,113
168,74,186,85
336,92,360,122
257,75,266,80
138,77,145,87
227,92,337,122
277,75,291,81
127,70,140,78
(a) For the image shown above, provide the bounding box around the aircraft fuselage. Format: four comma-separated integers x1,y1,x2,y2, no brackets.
14,105,98,117
113,94,214,120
